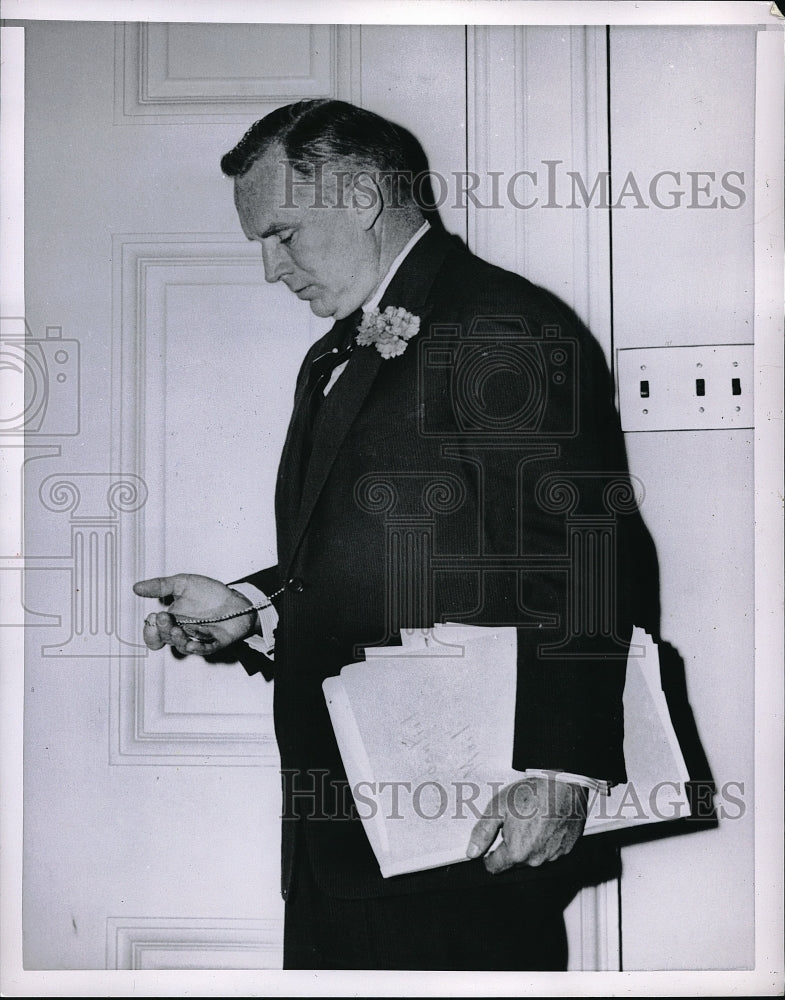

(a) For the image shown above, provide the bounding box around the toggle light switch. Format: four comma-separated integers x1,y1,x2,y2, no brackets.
616,344,753,432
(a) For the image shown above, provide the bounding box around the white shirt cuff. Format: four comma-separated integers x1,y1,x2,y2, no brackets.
521,769,609,795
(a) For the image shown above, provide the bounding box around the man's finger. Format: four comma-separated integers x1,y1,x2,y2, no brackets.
142,615,165,650
133,576,180,599
483,839,514,874
155,612,187,646
183,636,217,656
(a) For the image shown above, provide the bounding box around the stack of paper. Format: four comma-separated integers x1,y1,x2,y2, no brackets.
323,625,690,878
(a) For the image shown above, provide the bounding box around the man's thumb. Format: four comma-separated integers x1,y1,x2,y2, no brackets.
466,807,503,859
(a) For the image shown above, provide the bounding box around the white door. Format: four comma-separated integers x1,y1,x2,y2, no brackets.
14,20,469,971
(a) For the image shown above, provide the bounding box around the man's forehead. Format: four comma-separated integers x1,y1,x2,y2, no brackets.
235,152,353,233
235,145,288,203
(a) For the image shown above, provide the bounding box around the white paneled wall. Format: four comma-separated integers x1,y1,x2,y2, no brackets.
15,18,768,977
609,25,758,971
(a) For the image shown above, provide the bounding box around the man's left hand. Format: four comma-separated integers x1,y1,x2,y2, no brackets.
466,776,588,873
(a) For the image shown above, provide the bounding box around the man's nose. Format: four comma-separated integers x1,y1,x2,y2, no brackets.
261,240,289,284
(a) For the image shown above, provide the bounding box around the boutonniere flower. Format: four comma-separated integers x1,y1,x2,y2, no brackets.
355,306,421,359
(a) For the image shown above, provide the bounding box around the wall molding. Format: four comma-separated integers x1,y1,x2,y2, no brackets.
467,25,612,362
564,878,620,971
114,23,361,124
109,659,279,766
106,916,283,969
568,25,612,359
466,25,524,277
109,234,281,766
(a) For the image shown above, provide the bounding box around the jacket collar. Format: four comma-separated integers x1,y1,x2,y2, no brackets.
376,224,454,317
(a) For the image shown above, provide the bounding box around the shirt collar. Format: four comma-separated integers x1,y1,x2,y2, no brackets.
362,221,431,313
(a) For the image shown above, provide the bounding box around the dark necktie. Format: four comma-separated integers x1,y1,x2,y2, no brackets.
300,308,362,474
305,308,361,430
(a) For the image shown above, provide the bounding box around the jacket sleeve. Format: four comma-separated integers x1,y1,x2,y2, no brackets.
505,301,634,787
453,285,636,787
228,565,282,681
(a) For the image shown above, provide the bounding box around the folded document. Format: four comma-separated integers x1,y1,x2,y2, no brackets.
322,625,690,878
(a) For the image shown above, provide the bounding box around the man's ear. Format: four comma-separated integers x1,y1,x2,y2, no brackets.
348,170,383,230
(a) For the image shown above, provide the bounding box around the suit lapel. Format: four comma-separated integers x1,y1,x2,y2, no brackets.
293,343,384,544
279,228,455,573
274,370,312,564
275,322,348,563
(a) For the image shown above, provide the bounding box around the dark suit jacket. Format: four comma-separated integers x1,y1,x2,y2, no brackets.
235,227,651,899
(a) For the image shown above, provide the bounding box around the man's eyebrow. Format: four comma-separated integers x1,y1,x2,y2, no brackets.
259,222,295,239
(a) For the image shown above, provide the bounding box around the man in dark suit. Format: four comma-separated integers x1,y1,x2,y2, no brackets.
134,99,647,970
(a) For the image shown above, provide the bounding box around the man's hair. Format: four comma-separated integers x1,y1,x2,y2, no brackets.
220,99,425,207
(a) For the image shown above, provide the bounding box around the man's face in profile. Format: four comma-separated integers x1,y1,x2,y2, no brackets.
234,142,375,320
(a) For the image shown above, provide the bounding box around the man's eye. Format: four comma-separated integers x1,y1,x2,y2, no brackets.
279,232,294,245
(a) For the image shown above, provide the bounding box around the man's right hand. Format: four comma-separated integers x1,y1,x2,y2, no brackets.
133,574,258,657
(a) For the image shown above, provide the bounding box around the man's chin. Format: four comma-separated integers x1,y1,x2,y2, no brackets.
308,300,333,318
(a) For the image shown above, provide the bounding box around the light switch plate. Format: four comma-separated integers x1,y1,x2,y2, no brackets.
616,344,753,432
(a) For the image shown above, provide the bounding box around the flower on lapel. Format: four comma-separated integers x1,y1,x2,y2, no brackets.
355,306,421,359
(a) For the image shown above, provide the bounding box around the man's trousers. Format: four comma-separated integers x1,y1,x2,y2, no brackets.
283,849,578,971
